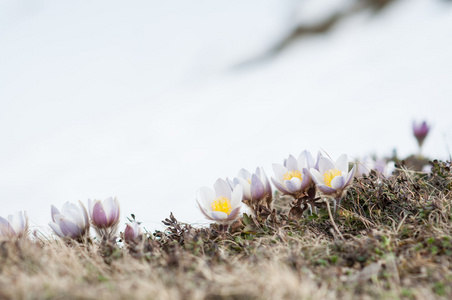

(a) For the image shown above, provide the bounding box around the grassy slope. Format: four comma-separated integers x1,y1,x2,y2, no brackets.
0,160,451,299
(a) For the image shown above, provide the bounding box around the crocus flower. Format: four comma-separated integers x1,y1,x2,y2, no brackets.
356,157,395,178
413,121,430,148
123,221,143,244
49,201,90,241
272,150,317,198
309,154,356,200
228,167,272,208
197,178,242,222
88,197,120,238
0,211,28,239
374,159,395,177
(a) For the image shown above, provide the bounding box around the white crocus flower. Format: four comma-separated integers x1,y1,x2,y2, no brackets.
88,197,121,239
228,167,272,208
356,157,395,178
197,178,242,222
310,154,356,200
124,221,143,245
272,150,317,198
49,201,90,241
0,211,28,239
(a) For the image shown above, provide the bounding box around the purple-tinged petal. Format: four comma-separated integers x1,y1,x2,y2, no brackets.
59,219,82,238
214,178,232,199
317,184,337,195
309,168,324,185
271,177,290,194
49,222,65,238
331,176,345,190
226,207,241,221
344,165,356,187
257,167,272,194
299,168,311,191
51,205,60,222
284,177,302,193
226,178,235,189
314,152,322,170
210,211,228,221
0,216,15,237
92,202,108,228
236,177,251,200
250,174,265,201
197,201,214,221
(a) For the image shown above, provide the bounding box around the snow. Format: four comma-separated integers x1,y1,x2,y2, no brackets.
0,0,451,233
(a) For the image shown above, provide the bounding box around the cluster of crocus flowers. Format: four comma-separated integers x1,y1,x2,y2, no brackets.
0,211,28,239
197,178,243,223
413,120,430,155
49,201,90,241
48,197,120,242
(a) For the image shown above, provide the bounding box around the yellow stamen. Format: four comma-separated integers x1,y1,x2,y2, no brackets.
323,169,342,187
247,179,251,184
283,170,302,181
211,197,232,215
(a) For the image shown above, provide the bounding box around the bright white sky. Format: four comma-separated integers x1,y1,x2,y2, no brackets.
1,0,452,234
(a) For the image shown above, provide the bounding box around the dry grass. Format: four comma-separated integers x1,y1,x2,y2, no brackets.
1,160,451,299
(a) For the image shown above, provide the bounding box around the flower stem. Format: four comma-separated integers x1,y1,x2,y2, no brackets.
326,200,344,241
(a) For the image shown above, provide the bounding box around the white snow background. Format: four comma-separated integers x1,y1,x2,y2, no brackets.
1,0,452,234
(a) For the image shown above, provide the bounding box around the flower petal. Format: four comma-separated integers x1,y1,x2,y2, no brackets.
272,163,288,182
226,207,241,221
250,174,265,201
344,165,356,187
286,155,298,171
236,177,251,200
51,205,60,222
214,178,232,199
317,184,337,195
318,157,335,174
284,177,302,193
335,154,349,173
230,185,243,208
299,168,311,191
197,201,214,220
0,216,14,237
197,187,216,209
92,201,108,228
49,222,65,238
309,168,324,185
271,177,290,194
331,176,345,190
210,211,228,221
237,168,251,180
59,219,82,238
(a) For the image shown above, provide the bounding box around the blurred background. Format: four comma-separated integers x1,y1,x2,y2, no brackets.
1,0,452,233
